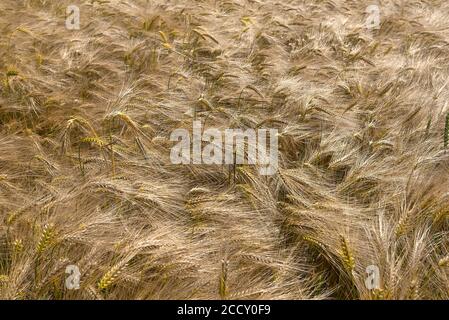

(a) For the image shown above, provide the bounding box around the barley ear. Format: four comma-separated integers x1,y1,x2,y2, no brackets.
438,256,449,267
339,235,355,272
219,259,228,299
98,264,127,293
36,224,55,254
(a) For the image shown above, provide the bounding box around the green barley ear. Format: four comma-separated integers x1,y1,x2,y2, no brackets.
3,66,19,90
80,136,106,148
6,66,19,77
35,53,44,66
158,30,168,43
339,235,355,272
6,211,18,225
444,113,449,149
303,235,326,250
438,256,449,267
36,224,55,254
0,275,9,286
371,288,385,300
98,264,127,292
219,259,228,299
13,239,24,253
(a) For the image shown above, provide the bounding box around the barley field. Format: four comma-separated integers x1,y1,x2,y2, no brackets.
1,0,449,300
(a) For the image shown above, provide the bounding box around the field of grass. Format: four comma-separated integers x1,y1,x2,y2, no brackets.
1,0,449,299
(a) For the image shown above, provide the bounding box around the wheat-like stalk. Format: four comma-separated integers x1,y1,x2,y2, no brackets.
438,256,449,267
339,236,355,273
13,239,24,253
0,275,9,284
444,113,449,149
98,263,127,292
219,259,228,299
36,224,55,254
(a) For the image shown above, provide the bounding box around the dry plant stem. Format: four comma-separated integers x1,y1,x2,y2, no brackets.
109,121,116,177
